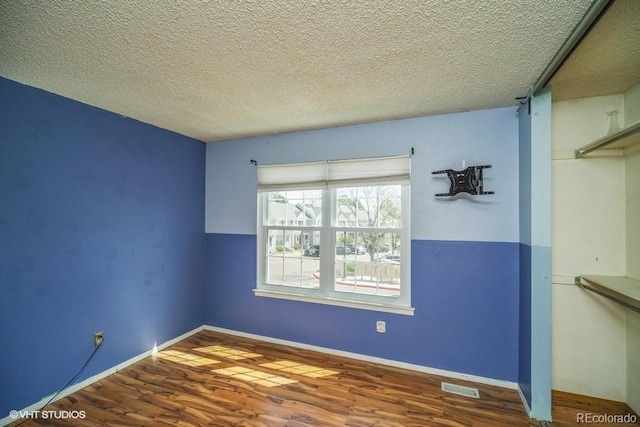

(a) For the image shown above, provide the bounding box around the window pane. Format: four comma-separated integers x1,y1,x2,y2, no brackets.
267,190,322,227
301,258,320,288
259,176,409,308
266,229,320,289
334,231,401,297
336,185,401,228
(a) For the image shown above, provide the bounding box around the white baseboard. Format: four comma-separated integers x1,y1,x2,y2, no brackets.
202,325,520,391
518,384,532,418
1,325,204,427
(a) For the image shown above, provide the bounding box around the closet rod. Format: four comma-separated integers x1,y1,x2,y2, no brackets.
574,276,640,314
574,121,640,158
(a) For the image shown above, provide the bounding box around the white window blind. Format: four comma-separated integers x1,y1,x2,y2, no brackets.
257,155,410,191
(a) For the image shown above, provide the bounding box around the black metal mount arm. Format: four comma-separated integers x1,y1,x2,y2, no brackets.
432,165,494,197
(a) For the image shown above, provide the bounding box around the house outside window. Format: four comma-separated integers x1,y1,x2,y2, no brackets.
255,156,412,315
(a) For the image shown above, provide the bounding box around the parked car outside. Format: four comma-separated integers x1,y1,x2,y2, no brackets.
371,244,390,253
304,245,320,257
379,253,400,264
336,244,352,255
306,244,367,256
344,244,367,255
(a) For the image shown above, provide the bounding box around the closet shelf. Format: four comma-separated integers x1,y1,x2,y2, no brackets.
574,275,640,313
574,120,640,158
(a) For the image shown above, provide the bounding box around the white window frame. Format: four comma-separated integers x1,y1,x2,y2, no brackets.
255,156,413,315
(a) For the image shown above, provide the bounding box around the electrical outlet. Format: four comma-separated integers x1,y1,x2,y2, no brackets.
376,321,386,333
94,331,104,347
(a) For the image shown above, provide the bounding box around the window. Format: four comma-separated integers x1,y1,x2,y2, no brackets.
256,156,412,315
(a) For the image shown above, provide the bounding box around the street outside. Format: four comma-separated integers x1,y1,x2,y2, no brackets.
267,250,400,297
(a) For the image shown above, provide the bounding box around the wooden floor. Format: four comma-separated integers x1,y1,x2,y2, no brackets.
551,391,639,427
10,330,639,426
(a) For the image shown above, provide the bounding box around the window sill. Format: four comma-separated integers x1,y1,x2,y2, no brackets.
253,289,415,316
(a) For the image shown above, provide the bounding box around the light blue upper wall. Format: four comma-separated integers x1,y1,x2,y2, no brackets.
206,107,519,243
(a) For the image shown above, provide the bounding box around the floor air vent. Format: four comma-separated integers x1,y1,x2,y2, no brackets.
441,382,480,399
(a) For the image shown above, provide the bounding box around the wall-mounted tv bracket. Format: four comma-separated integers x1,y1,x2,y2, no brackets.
432,165,494,197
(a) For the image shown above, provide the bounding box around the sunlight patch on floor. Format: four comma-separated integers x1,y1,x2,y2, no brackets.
212,366,298,387
156,349,221,367
194,345,263,360
260,360,339,378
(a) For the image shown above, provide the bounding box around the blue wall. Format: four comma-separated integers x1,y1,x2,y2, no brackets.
205,107,521,382
0,78,206,416
207,235,519,380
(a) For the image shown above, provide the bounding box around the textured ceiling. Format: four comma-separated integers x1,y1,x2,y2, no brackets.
550,0,640,101
0,1,593,142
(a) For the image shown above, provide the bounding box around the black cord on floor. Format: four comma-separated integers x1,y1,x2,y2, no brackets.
12,341,102,426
